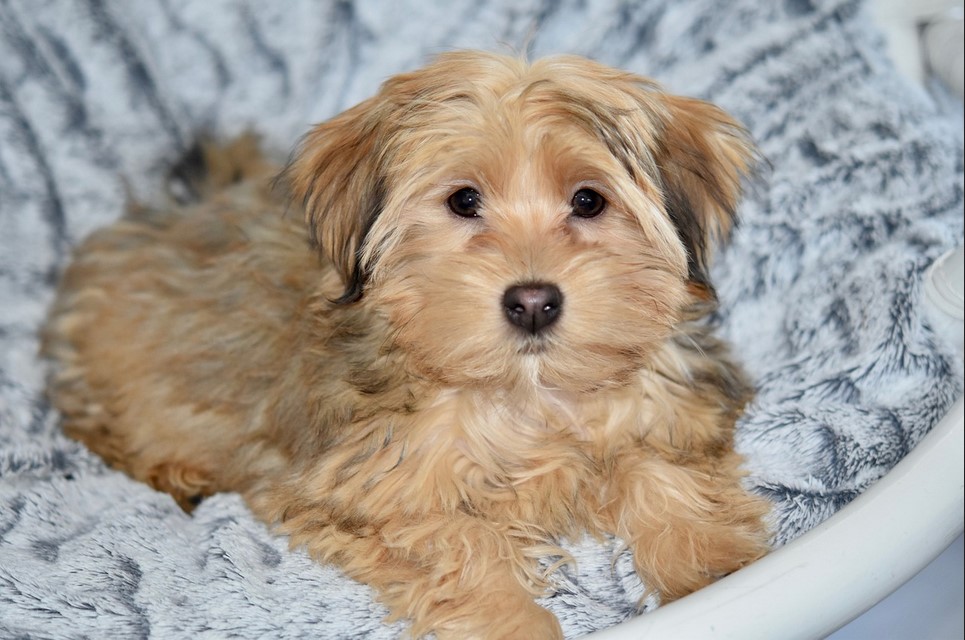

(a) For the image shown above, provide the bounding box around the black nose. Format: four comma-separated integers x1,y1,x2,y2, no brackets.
502,283,563,334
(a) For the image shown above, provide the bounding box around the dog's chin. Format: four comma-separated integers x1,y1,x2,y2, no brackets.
536,352,648,394
436,334,648,395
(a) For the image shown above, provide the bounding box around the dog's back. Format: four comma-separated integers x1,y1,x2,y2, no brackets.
41,137,344,509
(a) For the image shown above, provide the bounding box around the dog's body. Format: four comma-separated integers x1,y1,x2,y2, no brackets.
42,52,770,639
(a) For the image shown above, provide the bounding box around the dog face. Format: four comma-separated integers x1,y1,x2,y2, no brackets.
285,52,756,392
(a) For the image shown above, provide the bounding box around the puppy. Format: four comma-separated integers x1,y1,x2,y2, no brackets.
42,51,770,639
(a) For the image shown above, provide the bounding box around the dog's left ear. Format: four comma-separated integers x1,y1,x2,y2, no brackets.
651,95,758,292
281,96,396,303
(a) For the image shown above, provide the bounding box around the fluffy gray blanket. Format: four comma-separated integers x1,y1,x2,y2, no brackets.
1,0,962,637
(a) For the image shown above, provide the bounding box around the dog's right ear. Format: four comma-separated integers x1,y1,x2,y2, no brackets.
281,96,395,303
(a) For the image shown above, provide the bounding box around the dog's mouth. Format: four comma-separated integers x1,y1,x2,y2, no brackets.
515,336,551,355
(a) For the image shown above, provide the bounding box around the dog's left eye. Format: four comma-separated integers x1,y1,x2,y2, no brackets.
447,187,482,218
571,188,606,218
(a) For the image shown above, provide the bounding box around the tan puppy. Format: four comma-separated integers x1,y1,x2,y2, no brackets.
42,51,770,639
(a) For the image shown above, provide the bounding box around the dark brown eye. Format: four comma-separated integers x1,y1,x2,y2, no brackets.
447,187,482,218
571,188,606,218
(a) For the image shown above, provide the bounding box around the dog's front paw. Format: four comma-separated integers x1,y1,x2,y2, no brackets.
638,498,770,600
514,605,564,640
606,452,771,601
433,595,562,640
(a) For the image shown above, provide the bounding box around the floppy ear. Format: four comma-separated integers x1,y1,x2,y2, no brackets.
281,96,395,303
551,63,758,292
652,95,758,290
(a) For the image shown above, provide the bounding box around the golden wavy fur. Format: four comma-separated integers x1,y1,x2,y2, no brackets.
42,51,770,639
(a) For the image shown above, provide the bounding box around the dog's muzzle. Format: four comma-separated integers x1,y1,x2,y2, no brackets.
502,282,563,335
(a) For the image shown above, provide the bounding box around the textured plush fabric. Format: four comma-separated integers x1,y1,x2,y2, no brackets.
1,0,962,637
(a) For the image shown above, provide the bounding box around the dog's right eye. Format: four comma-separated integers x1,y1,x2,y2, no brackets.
571,188,606,219
447,187,482,218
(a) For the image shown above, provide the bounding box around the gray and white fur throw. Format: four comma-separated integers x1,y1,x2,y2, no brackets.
1,0,962,638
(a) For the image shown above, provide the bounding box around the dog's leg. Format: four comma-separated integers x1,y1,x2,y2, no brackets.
269,503,563,640
603,449,770,602
145,461,217,511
